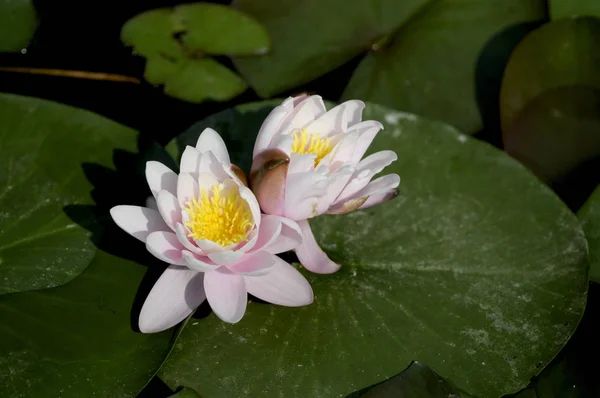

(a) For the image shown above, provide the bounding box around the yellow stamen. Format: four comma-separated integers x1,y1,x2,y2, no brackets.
291,129,333,166
184,184,253,246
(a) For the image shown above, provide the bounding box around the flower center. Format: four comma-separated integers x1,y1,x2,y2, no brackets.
184,184,253,246
291,129,333,166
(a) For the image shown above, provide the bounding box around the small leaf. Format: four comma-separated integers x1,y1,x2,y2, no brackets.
0,93,138,295
0,0,37,52
579,185,600,283
359,361,470,397
550,0,600,20
500,17,600,131
159,101,588,398
121,8,185,60
163,58,247,103
175,3,269,55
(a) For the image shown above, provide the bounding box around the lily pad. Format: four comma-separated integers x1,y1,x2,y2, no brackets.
578,185,600,283
159,102,588,397
0,248,178,397
0,0,37,52
500,17,600,131
550,0,600,20
0,93,138,295
233,0,545,133
358,361,471,397
121,3,269,103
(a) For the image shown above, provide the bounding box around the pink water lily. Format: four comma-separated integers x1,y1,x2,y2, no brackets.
110,128,313,332
251,95,400,274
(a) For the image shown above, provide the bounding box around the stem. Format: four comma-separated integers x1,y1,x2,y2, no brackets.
0,67,141,84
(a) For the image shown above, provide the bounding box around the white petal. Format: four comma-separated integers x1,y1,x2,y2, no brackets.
145,196,159,211
207,250,245,265
182,250,219,272
196,127,231,165
253,100,295,157
146,161,177,198
284,171,328,219
347,121,383,164
288,153,316,174
269,133,294,156
306,100,365,136
175,223,204,255
110,205,169,242
244,256,313,306
335,151,398,204
195,239,227,254
177,173,199,208
318,167,354,214
285,95,327,130
228,250,275,276
204,268,247,323
180,146,201,174
198,151,230,181
238,184,261,229
156,190,182,231
257,216,303,254
295,220,341,274
146,231,185,265
351,174,401,200
139,265,205,333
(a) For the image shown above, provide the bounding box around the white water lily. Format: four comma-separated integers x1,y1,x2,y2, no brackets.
251,95,400,274
111,128,313,332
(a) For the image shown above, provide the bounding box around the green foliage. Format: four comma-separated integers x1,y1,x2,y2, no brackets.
550,0,600,20
500,17,600,185
579,185,600,283
159,101,588,398
121,3,269,103
233,0,545,133
0,0,36,52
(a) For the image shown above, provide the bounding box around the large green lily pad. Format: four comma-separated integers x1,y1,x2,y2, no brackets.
233,0,545,133
159,102,588,397
0,248,178,397
550,0,600,20
0,93,138,295
0,0,37,52
579,185,600,283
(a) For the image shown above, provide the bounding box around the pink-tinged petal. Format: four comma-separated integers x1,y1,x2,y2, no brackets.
146,161,177,198
177,173,199,208
263,217,303,254
347,121,383,164
156,190,182,231
288,153,316,174
250,149,290,216
316,167,354,214
285,95,327,130
175,223,204,255
204,268,247,323
352,173,401,199
359,188,400,209
253,98,295,157
325,131,359,166
196,128,231,165
335,151,398,204
306,100,365,137
291,94,308,106
269,134,294,156
230,164,248,187
237,226,259,253
180,146,201,174
198,151,230,181
145,196,158,211
110,205,169,242
284,172,328,219
194,239,226,254
146,231,185,265
251,214,282,252
295,219,341,274
197,172,219,193
182,250,218,272
139,265,205,333
228,251,275,276
327,196,369,215
207,250,245,265
244,256,313,306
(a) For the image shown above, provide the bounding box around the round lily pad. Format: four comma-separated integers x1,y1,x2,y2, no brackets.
159,102,588,397
0,93,138,295
0,0,37,52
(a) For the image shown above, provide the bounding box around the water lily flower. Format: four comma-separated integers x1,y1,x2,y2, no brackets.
251,95,400,274
110,128,313,333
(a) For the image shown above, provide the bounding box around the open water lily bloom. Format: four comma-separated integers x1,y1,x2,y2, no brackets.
110,128,313,333
251,95,400,274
